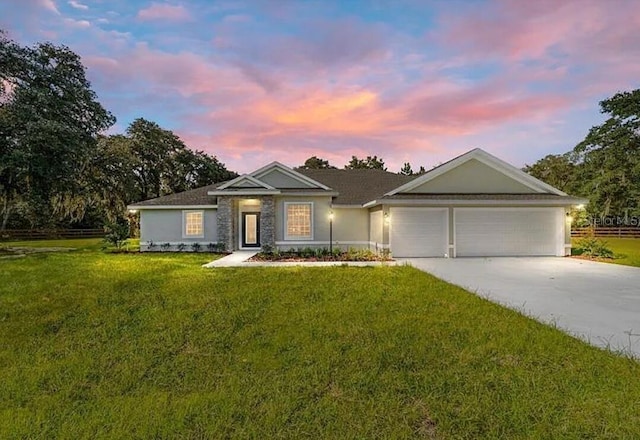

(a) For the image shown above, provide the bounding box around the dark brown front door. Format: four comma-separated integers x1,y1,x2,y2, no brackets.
242,212,260,248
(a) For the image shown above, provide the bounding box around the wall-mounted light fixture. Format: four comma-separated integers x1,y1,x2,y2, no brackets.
576,204,585,210
566,212,573,223
128,209,138,214
329,210,334,253
384,212,390,225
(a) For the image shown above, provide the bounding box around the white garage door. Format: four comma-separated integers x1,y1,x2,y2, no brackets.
390,208,448,257
455,208,563,257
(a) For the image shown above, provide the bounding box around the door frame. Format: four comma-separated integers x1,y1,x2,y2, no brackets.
241,212,261,249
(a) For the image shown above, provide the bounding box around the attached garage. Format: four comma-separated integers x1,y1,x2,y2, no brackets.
390,207,448,257
454,207,565,257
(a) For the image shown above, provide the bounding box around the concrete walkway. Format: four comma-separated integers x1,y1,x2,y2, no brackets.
402,257,640,357
203,251,397,268
203,251,259,267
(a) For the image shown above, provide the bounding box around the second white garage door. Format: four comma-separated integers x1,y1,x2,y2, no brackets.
390,208,448,257
455,208,564,257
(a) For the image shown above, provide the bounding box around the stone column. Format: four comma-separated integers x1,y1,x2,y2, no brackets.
216,196,234,251
260,196,276,249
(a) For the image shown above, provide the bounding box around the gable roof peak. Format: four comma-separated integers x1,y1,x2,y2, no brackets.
384,147,567,197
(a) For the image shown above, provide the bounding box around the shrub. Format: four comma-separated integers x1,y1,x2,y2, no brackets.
146,241,157,251
177,243,186,252
207,243,217,252
161,242,171,252
574,237,614,258
103,218,130,250
300,247,314,258
262,243,273,254
191,242,202,252
331,247,342,258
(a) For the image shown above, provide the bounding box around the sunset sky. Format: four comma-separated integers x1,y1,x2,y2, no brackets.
3,0,640,173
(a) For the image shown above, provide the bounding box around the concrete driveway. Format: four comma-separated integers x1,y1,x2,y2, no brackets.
401,257,640,357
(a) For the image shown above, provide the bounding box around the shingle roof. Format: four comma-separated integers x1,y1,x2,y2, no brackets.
130,183,221,207
297,169,417,205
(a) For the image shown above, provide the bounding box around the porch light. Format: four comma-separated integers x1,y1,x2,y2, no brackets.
384,212,390,225
576,204,585,210
329,210,334,253
128,209,138,214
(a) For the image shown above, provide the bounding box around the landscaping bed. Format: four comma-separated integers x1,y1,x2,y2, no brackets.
250,247,392,262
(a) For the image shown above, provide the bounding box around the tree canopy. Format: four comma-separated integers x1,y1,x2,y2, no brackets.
0,32,115,229
0,32,236,230
345,155,386,170
525,88,640,218
296,156,336,170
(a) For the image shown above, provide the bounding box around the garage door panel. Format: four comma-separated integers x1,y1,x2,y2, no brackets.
391,208,448,257
455,208,562,257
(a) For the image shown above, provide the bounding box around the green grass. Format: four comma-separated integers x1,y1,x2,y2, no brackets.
573,237,640,268
604,237,640,267
1,244,640,438
2,237,106,250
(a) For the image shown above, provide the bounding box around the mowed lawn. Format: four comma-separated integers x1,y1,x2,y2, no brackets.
572,237,640,268
605,237,640,267
2,241,640,439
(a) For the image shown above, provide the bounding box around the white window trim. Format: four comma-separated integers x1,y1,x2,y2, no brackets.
182,210,205,238
284,202,314,241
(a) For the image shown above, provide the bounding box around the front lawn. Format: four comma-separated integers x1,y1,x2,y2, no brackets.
1,247,640,438
573,237,640,268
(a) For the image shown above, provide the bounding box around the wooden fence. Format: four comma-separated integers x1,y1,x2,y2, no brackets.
571,227,640,239
0,228,105,241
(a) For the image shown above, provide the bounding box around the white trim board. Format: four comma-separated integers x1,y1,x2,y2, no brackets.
251,161,332,190
217,174,276,190
363,198,585,208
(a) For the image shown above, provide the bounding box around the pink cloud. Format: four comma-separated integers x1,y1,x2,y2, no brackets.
137,3,191,22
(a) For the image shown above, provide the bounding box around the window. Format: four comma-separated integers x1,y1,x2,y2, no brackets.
285,203,312,240
183,211,204,237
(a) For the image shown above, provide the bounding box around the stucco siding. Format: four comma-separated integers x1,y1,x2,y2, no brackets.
333,208,369,243
140,209,218,245
406,159,537,194
259,169,316,188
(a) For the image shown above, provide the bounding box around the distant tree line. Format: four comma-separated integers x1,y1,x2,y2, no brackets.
524,89,640,218
0,32,236,230
296,155,427,175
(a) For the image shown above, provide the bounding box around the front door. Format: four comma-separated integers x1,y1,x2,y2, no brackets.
241,212,260,248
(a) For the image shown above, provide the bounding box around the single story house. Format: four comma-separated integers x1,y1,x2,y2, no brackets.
128,148,587,257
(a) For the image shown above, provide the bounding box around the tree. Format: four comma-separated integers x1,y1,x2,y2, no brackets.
87,122,237,222
572,89,640,217
296,156,336,170
416,165,427,175
0,32,115,229
523,154,580,194
399,162,413,175
345,155,386,170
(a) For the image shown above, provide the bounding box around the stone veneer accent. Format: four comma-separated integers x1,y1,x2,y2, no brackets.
216,195,275,251
216,196,235,251
259,196,275,249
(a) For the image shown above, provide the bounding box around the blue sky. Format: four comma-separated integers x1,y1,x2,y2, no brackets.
2,0,639,173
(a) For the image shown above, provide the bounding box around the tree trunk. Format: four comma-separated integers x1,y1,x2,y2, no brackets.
1,195,11,231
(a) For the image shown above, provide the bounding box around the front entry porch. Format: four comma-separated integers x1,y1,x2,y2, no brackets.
216,196,275,252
